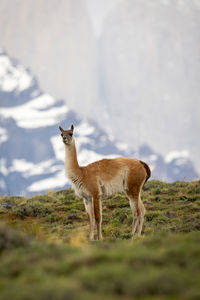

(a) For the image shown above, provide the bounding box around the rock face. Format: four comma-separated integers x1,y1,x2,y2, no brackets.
0,0,100,117
97,0,200,172
0,51,198,196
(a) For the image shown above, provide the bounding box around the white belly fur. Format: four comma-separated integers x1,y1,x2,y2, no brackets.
69,167,128,199
98,168,128,196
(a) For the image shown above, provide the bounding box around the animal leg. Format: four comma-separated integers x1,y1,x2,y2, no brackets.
93,195,103,240
136,199,146,235
83,198,95,241
129,197,140,235
127,185,144,236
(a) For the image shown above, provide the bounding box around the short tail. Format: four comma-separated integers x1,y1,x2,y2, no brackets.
140,160,151,184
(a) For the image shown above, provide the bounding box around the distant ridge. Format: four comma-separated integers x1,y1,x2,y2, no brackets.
0,51,198,196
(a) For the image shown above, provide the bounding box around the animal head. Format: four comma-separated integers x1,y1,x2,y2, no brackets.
59,124,74,145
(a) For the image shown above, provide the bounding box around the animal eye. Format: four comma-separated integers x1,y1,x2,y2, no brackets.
61,133,63,137
69,133,73,137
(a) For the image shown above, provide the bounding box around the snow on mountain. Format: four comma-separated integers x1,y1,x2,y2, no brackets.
165,151,189,164
0,94,68,128
0,51,198,196
0,51,32,92
0,127,8,143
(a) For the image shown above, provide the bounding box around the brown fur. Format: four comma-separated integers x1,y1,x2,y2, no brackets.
139,160,151,183
59,124,151,240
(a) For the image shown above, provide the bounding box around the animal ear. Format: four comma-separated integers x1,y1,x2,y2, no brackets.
70,124,74,132
59,126,64,132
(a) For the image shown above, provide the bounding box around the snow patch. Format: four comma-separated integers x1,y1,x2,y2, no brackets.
165,150,189,163
76,122,95,136
28,170,68,192
0,94,68,128
51,135,64,161
9,159,35,174
27,94,56,109
0,54,32,92
78,149,118,166
0,158,8,176
9,159,62,178
0,127,8,144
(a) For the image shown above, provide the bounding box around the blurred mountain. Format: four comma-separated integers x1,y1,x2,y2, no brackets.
0,51,198,196
0,0,100,117
97,0,200,173
0,0,199,175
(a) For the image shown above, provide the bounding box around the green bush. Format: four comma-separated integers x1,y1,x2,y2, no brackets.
12,201,54,219
0,223,29,253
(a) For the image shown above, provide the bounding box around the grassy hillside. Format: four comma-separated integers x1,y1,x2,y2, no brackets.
0,180,200,299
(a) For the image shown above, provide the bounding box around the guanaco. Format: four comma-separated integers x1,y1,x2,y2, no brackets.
59,124,151,240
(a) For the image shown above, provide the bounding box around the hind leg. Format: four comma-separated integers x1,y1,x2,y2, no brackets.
127,186,144,236
128,197,140,235
136,199,146,235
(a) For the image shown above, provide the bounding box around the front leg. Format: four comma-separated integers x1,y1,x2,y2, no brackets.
83,198,95,241
93,195,103,240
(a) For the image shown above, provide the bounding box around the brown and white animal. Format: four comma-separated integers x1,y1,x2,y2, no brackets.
59,124,151,240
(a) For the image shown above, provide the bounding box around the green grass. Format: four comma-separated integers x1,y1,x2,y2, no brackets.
0,180,200,299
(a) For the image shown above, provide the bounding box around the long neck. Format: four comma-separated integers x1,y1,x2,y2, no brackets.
64,139,80,176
